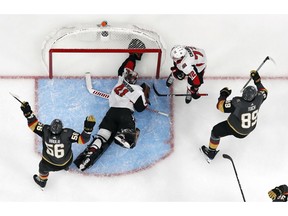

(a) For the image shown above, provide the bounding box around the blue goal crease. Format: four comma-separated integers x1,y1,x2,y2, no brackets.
36,77,172,175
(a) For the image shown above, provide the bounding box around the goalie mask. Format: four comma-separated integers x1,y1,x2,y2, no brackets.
242,86,257,101
170,45,187,61
123,68,139,85
50,119,63,135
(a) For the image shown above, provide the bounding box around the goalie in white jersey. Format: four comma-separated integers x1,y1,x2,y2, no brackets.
109,68,149,112
166,45,207,104
74,50,151,171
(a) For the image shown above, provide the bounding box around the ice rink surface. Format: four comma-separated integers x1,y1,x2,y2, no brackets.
0,12,287,215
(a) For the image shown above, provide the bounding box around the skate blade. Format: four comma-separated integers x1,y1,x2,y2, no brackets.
199,147,212,164
34,184,45,191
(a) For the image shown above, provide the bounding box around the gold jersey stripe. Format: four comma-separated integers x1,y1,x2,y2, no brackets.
42,154,72,167
217,100,225,112
29,120,39,131
227,120,249,136
78,135,85,144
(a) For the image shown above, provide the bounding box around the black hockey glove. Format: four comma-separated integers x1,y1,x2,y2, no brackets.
170,66,178,73
20,101,33,118
250,70,261,84
171,67,185,80
268,187,283,200
84,115,96,133
220,87,232,98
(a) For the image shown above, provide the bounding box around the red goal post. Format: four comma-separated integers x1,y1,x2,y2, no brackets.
42,22,166,79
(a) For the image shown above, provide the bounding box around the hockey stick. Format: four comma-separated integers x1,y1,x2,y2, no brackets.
240,56,275,92
223,154,246,202
153,83,208,97
85,72,169,117
9,92,25,105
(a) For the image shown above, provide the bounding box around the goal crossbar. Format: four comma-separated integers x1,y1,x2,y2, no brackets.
49,48,162,79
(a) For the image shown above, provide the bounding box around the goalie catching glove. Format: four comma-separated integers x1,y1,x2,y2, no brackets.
84,115,96,133
20,101,33,118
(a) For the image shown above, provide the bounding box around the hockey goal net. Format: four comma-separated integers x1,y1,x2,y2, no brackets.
42,21,166,79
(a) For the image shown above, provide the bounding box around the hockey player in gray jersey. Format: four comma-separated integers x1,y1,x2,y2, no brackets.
200,70,268,163
20,102,95,189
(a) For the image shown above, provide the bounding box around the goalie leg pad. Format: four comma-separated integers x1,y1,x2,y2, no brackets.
74,129,116,171
74,135,110,171
77,148,102,171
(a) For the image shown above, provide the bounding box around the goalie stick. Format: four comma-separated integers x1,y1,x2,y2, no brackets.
223,154,246,202
240,56,276,92
153,83,208,97
85,72,169,117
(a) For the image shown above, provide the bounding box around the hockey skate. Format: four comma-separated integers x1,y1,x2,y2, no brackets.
33,174,47,190
200,145,219,163
186,88,201,103
166,73,174,87
191,92,201,100
185,89,192,104
114,128,140,149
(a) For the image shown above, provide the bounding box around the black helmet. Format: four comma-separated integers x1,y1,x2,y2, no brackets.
50,119,63,134
242,86,257,101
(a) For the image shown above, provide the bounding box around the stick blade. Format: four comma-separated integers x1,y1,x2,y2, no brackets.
9,91,18,98
9,92,24,105
222,154,232,160
152,83,164,96
267,56,276,65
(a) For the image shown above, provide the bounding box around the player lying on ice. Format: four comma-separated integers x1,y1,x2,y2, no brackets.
74,39,151,171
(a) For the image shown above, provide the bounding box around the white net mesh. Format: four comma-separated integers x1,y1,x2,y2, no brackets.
41,22,166,78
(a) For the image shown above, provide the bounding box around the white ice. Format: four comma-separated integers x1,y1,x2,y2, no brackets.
0,14,287,215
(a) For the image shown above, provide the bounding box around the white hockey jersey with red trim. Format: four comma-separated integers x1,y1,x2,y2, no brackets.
109,76,148,112
175,46,207,75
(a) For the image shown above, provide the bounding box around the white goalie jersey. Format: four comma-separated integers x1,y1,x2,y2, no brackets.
109,76,148,112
